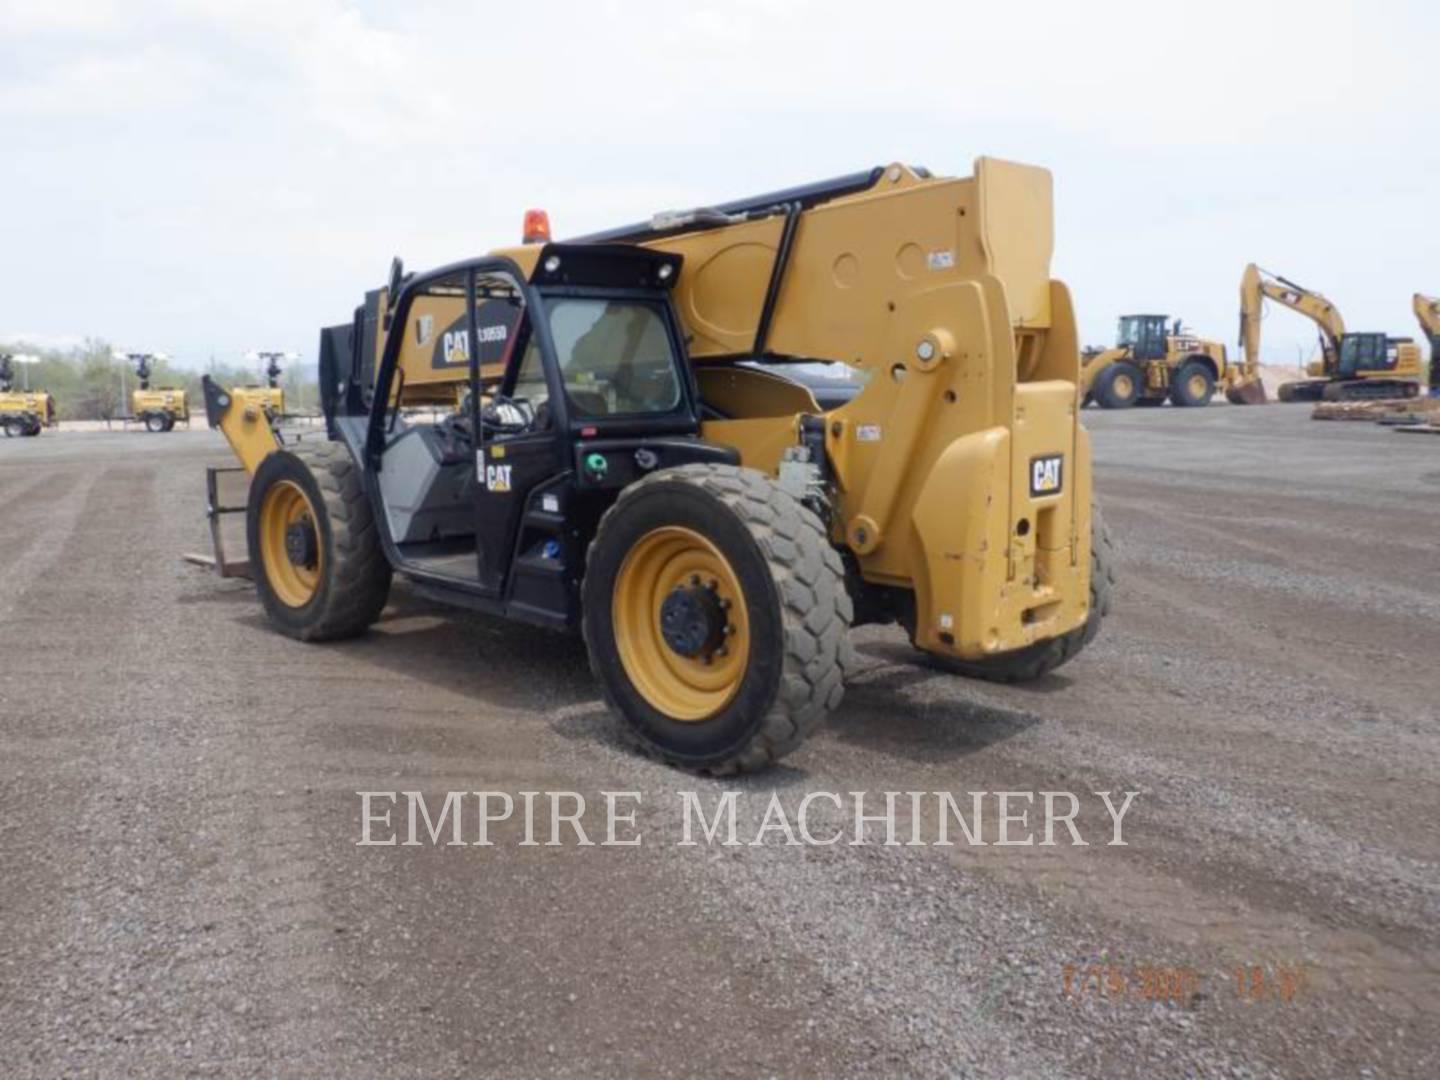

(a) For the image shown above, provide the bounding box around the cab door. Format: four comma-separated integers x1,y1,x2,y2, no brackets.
467,280,569,605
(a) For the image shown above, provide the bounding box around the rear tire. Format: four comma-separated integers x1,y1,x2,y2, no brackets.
144,413,167,433
246,441,392,642
1094,362,1143,409
582,464,852,774
3,419,24,438
1170,360,1216,407
919,504,1115,683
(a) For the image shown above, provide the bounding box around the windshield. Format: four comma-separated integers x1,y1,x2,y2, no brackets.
546,298,681,417
1338,334,1393,375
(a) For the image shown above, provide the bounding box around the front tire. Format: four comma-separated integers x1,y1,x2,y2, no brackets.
921,504,1115,683
1094,362,1143,409
246,441,392,642
582,464,852,774
1170,360,1216,407
144,413,168,433
3,419,24,438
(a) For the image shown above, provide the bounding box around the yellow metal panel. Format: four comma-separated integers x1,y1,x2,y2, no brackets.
975,158,1053,330
132,388,188,420
210,385,281,476
700,417,800,474
233,386,285,415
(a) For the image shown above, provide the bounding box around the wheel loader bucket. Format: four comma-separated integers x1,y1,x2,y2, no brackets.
1225,378,1268,405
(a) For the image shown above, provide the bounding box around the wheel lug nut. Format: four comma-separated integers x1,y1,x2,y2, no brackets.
724,624,736,636
690,574,701,586
708,578,719,591
716,647,728,658
718,598,731,610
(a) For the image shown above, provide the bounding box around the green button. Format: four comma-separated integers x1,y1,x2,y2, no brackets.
585,452,608,477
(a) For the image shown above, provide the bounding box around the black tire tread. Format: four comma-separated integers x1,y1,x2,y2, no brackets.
1095,362,1143,409
583,463,853,774
1170,359,1216,407
276,441,391,642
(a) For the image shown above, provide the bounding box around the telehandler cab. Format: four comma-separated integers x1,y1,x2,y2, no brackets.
200,158,1112,773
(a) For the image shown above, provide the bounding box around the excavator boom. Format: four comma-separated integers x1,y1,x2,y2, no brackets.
1416,293,1440,396
1226,264,1273,403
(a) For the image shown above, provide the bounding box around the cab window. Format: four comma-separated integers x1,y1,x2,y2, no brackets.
547,299,681,417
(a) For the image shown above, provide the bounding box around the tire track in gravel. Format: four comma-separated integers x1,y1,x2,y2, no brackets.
0,467,98,622
799,647,1440,1078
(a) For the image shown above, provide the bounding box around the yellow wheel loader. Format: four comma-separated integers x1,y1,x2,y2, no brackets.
1414,294,1440,397
200,158,1112,773
1080,315,1260,408
1240,265,1423,403
0,354,56,437
126,354,189,432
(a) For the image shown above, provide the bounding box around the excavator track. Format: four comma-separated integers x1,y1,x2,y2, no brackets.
1320,380,1421,403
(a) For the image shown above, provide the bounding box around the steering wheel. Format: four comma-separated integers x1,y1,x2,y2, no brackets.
480,394,533,435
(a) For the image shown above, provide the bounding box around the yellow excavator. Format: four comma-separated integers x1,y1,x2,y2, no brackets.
0,353,57,438
1240,265,1422,402
198,158,1112,773
1414,294,1440,397
1079,314,1264,408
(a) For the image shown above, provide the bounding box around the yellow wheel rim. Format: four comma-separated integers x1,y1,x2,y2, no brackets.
612,526,750,721
1189,373,1207,398
1113,373,1133,398
260,479,323,608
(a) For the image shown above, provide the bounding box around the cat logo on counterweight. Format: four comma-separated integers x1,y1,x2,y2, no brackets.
1030,454,1063,497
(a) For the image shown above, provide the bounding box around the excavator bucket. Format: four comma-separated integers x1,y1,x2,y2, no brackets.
1226,378,1268,405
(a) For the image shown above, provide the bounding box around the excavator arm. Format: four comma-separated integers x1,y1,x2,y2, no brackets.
1414,293,1440,342
1239,263,1347,376
1224,264,1275,403
1417,294,1440,395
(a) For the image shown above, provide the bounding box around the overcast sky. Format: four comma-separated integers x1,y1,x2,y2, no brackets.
2,0,1435,371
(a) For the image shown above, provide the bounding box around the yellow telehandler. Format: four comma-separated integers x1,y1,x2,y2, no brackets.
198,158,1112,772
1240,265,1422,402
1079,314,1264,408
1,354,57,437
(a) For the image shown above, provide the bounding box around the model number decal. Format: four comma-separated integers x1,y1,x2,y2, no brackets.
1030,455,1063,497
442,325,508,364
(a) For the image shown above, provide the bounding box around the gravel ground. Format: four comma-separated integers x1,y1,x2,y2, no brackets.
1,405,1437,1077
